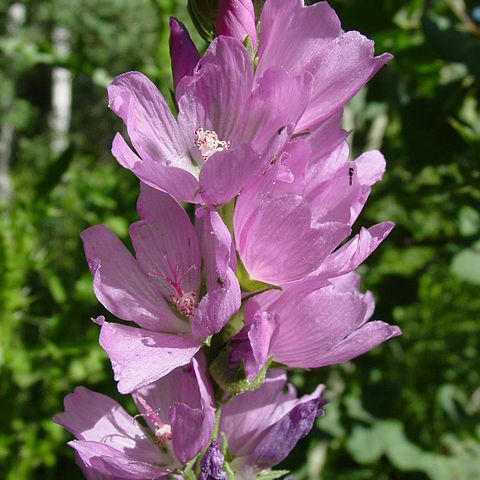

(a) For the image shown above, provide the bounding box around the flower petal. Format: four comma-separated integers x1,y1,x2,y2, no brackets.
216,0,257,49
241,68,313,155
235,193,350,284
68,441,167,479
108,71,193,172
316,222,394,279
81,224,188,333
199,144,262,205
111,133,199,202
170,402,216,464
53,387,163,464
130,183,201,297
98,320,201,393
177,36,254,151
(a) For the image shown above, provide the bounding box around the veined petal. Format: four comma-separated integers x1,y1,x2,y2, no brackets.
68,441,168,479
112,133,199,202
256,0,341,80
81,224,189,333
268,287,394,367
53,387,163,465
241,68,313,155
235,193,350,285
316,222,394,279
177,36,254,150
199,144,262,205
170,402,216,465
296,32,392,131
216,0,257,49
108,71,193,172
193,267,241,337
130,184,201,297
309,321,402,367
98,320,201,393
193,211,240,336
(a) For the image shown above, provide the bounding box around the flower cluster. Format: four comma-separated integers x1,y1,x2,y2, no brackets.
55,1,401,478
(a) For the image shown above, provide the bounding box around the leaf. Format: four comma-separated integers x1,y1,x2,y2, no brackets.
451,247,480,284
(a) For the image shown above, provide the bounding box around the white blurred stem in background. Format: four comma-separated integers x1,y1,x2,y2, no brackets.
0,3,26,207
50,27,72,155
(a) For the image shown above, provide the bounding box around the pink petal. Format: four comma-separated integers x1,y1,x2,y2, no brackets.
216,0,257,49
235,193,350,285
170,402,216,464
111,133,199,203
53,387,162,464
316,222,394,279
256,0,341,81
130,183,201,297
297,32,392,131
81,224,189,333
177,36,254,151
199,144,262,205
311,321,402,367
108,71,193,172
241,68,313,155
68,441,168,479
98,321,201,393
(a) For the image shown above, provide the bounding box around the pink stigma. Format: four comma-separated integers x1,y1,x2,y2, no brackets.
133,394,172,445
194,127,231,161
150,256,198,318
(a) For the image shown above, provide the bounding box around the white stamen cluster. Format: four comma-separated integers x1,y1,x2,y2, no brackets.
154,424,172,444
170,291,197,318
194,127,231,161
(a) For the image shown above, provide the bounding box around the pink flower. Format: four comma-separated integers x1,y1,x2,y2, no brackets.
216,0,391,132
234,136,393,286
231,273,401,380
53,357,215,478
81,183,240,393
108,38,312,205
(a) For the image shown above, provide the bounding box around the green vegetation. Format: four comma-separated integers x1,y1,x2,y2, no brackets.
1,0,479,478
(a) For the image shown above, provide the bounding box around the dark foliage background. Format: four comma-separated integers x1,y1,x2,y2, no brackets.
0,0,479,478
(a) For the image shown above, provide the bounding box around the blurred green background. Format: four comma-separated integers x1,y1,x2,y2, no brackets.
0,0,479,478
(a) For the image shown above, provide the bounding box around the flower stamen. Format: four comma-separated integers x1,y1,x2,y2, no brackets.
194,127,231,161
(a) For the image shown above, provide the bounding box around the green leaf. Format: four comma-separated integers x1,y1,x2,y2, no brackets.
451,246,480,284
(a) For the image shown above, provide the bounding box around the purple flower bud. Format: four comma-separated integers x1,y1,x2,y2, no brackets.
199,440,227,480
250,398,323,469
169,17,200,89
216,0,257,50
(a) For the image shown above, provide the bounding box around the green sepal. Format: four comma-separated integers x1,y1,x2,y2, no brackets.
220,433,235,479
220,303,245,342
257,470,290,480
181,457,197,480
236,255,281,294
243,35,254,58
210,348,273,395
187,0,216,42
256,469,290,480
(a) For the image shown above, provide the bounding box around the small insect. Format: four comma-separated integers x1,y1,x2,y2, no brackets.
348,167,354,186
217,276,225,287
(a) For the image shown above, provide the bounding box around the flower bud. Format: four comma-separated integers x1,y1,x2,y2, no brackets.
216,0,257,50
169,17,200,89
